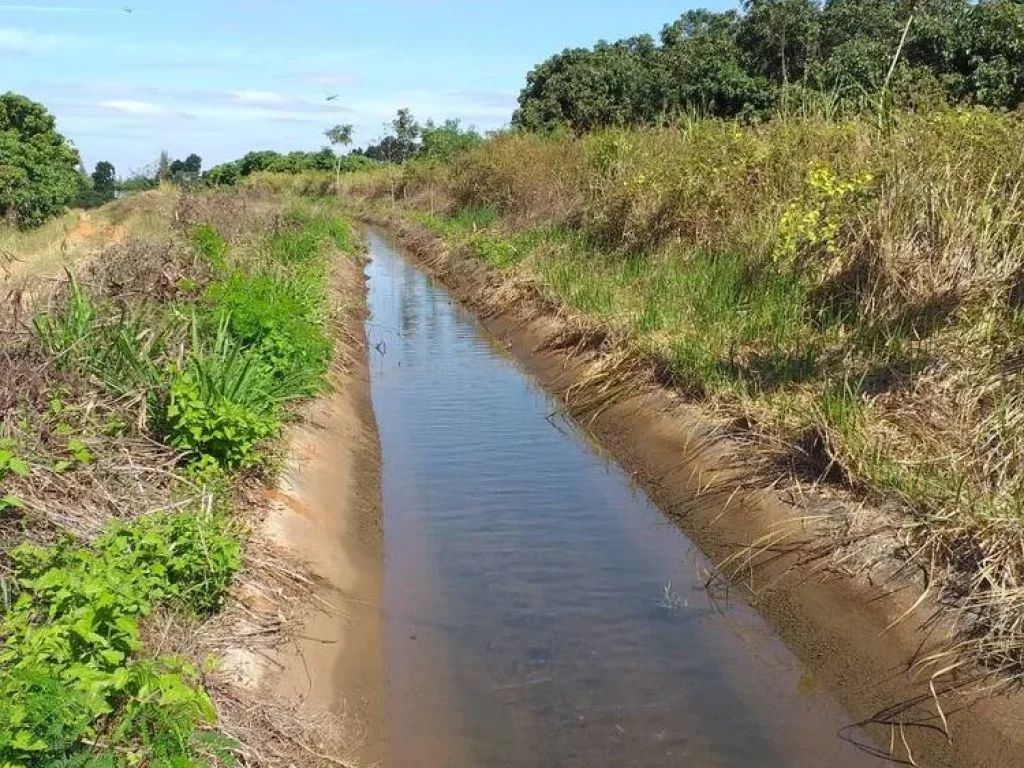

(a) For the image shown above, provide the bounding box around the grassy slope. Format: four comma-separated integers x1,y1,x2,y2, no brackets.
1,192,177,286
338,108,1024,680
0,188,360,766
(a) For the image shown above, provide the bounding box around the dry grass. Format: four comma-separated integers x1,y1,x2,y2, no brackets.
1,191,177,287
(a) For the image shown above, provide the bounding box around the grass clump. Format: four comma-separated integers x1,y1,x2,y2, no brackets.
203,268,331,394
190,223,228,269
163,327,297,470
33,274,175,401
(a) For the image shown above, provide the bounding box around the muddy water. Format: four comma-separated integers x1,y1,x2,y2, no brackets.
365,230,884,768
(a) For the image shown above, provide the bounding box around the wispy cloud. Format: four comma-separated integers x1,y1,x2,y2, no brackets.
289,71,362,89
100,99,169,116
86,87,352,124
0,4,121,11
229,90,288,105
0,25,73,52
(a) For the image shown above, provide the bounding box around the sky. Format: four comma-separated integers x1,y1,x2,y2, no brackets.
1,0,730,175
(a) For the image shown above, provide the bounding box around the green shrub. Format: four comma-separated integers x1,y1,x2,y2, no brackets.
204,268,331,391
471,233,520,269
774,163,875,268
190,224,228,269
163,342,283,470
204,222,335,393
97,512,241,615
0,513,240,765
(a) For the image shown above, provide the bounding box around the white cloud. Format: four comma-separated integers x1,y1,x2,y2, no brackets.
0,25,69,52
229,90,288,105
99,99,169,116
0,4,118,11
290,71,361,88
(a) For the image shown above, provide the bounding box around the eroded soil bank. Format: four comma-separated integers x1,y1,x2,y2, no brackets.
260,250,385,765
362,218,1024,768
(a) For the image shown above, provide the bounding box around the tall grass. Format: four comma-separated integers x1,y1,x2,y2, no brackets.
34,203,352,470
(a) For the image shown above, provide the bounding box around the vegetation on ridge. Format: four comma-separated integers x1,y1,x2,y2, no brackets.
1,187,358,765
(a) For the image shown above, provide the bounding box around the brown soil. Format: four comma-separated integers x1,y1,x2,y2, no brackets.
260,251,385,765
366,216,1024,768
69,212,128,247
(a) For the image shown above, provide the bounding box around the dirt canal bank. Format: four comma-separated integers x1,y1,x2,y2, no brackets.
261,250,386,766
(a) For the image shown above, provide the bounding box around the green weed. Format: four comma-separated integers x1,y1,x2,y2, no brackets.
0,512,240,765
163,329,287,470
189,224,228,269
0,439,29,512
204,269,330,391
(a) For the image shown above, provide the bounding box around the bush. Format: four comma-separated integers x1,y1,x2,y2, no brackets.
97,512,242,614
204,269,331,392
0,513,240,764
163,335,286,470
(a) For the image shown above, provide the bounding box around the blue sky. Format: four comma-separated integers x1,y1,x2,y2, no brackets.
2,0,729,175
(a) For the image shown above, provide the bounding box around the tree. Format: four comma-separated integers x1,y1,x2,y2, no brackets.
0,92,80,227
91,161,116,200
389,109,421,162
362,109,421,164
739,0,821,84
183,153,202,175
324,123,353,190
239,150,282,176
419,119,483,162
661,10,774,118
205,162,240,186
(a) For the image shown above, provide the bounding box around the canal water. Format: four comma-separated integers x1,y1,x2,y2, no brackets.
364,229,884,767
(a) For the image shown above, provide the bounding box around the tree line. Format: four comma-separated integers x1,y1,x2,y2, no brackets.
204,110,485,186
513,0,1024,131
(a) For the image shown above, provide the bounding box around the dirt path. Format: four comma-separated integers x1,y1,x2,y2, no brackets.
1,209,128,286
262,251,385,765
370,218,1024,768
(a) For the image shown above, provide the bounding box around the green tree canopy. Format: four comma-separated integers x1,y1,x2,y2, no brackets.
183,153,202,174
0,92,80,227
513,0,1024,132
420,119,484,163
91,161,116,198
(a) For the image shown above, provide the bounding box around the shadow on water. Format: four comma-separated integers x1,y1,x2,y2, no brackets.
365,230,887,767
